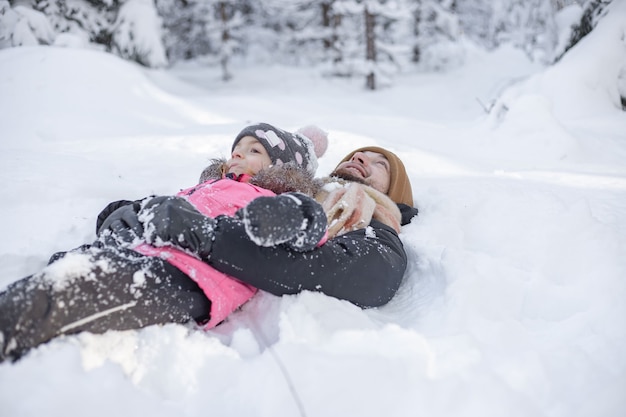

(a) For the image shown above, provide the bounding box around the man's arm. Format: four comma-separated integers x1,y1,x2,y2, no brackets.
208,218,408,308
398,203,419,226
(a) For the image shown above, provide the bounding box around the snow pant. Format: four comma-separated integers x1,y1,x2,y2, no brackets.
0,244,211,363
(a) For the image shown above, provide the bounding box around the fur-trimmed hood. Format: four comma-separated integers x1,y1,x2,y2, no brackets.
199,158,322,196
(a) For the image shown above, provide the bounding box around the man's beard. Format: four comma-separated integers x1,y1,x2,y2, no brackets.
330,168,368,186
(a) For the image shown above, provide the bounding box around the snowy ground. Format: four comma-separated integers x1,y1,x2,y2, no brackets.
1,6,625,417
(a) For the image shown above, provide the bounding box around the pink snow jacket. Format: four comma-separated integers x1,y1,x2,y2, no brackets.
134,176,275,329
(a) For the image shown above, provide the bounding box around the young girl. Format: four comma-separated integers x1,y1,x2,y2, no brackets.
0,122,328,363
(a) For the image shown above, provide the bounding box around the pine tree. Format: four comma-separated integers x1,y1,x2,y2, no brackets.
156,0,215,62
0,0,55,47
321,0,341,62
328,0,407,89
252,0,338,66
410,0,462,70
492,0,558,61
157,0,249,79
111,0,167,68
557,0,612,60
213,1,246,81
456,0,559,62
34,0,117,48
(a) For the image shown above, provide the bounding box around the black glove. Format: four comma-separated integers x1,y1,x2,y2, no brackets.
236,193,327,252
97,202,144,244
140,196,215,260
96,200,139,234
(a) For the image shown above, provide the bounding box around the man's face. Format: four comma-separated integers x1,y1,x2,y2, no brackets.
332,151,391,194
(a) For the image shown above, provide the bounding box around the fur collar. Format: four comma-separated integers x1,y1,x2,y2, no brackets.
198,159,322,196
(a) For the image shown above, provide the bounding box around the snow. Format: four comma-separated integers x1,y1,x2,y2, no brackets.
1,4,625,416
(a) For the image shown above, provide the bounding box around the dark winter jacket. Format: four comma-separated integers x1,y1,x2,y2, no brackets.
208,201,417,308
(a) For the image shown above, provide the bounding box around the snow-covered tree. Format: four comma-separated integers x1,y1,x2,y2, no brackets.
455,0,493,48
456,0,559,62
0,0,590,79
410,0,463,70
1,0,168,68
156,0,214,62
211,1,246,81
0,0,55,47
112,0,167,68
557,0,612,59
320,0,341,62
329,0,408,90
325,0,361,70
34,0,116,49
493,0,558,62
250,0,336,66
157,0,248,79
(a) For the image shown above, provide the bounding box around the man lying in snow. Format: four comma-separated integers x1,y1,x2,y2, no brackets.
0,123,418,363
207,145,419,309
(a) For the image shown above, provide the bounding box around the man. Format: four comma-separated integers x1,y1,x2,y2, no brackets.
204,146,418,308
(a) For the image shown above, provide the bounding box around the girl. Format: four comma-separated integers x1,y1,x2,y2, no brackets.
0,123,328,363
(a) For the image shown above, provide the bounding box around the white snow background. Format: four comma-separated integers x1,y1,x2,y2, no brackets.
1,4,625,417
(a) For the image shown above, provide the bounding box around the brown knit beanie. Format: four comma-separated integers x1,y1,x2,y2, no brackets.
335,146,414,206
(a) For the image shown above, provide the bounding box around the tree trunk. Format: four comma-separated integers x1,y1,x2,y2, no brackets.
322,2,332,49
219,2,232,82
412,1,421,63
364,6,376,90
322,1,342,63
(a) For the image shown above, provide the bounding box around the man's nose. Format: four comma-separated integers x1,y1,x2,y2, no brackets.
351,151,368,165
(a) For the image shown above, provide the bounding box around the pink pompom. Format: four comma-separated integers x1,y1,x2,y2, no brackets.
297,125,328,158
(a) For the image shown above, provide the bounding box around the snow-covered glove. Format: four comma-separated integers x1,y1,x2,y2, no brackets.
236,193,327,252
140,196,216,260
96,200,139,234
96,202,144,244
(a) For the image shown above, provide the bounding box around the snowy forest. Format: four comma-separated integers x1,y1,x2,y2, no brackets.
0,0,615,89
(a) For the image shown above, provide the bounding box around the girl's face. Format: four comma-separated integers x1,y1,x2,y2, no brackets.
227,136,272,176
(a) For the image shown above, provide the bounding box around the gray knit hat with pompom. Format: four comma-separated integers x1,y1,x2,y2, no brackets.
232,123,327,174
